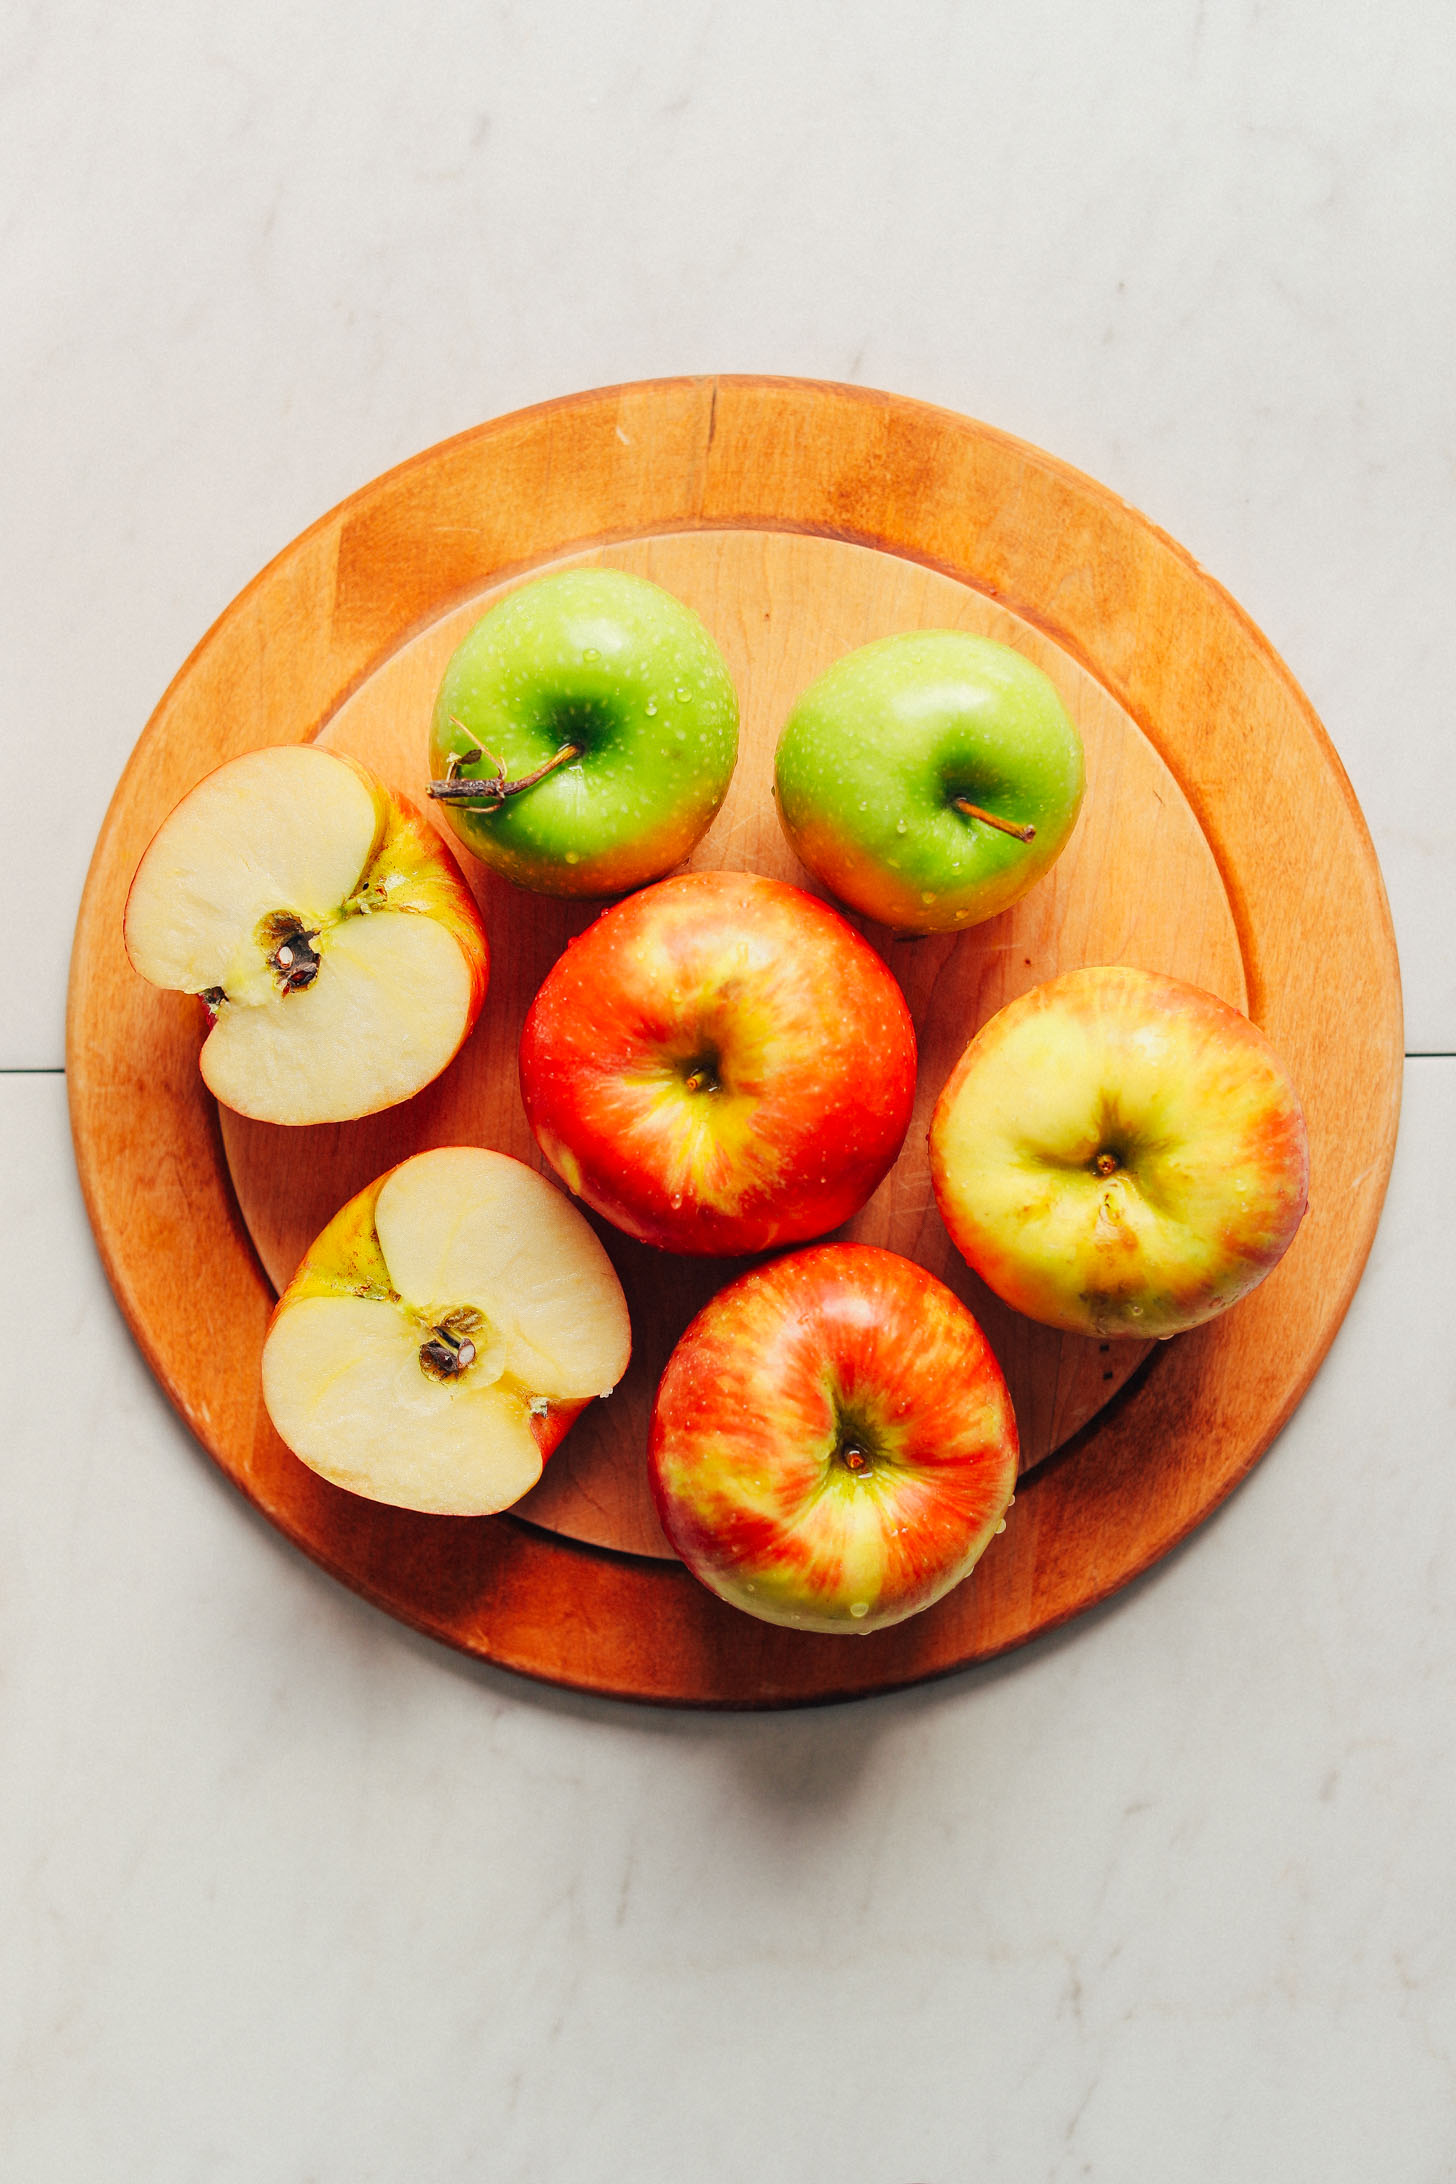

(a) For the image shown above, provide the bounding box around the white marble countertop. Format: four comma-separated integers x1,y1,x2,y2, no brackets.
4,5,1453,2177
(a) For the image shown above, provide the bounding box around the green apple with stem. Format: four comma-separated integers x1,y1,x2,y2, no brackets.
428,568,739,897
773,630,1085,933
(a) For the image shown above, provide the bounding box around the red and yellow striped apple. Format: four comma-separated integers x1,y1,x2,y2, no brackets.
929,965,1309,1339
518,870,917,1256
124,745,489,1124
649,1244,1019,1633
261,1147,631,1514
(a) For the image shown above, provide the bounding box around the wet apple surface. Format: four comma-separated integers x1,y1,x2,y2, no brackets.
649,1244,1020,1634
428,567,739,897
518,869,918,1257
774,629,1085,933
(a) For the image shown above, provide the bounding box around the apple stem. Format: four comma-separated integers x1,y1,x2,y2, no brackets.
428,729,584,809
952,797,1036,843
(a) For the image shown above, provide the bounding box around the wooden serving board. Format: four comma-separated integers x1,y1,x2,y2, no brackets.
67,377,1402,1706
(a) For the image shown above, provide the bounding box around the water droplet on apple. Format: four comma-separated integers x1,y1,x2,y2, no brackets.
565,851,580,864
584,648,601,663
895,818,907,834
646,700,657,715
849,1601,869,1619
920,891,937,906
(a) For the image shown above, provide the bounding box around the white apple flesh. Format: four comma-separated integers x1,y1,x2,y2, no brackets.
261,1147,632,1515
123,745,489,1125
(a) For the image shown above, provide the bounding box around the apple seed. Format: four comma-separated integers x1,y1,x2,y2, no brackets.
417,1304,488,1383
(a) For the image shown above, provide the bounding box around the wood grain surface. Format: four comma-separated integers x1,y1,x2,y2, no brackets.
67,376,1402,1706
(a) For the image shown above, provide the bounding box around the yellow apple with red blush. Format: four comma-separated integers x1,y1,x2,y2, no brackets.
930,965,1309,1339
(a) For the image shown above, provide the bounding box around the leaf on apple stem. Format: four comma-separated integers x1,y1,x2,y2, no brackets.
428,723,583,810
951,796,1037,843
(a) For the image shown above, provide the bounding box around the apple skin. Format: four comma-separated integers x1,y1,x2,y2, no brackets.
518,870,917,1257
929,965,1309,1339
774,630,1085,933
649,1244,1019,1634
429,568,739,897
347,764,491,1025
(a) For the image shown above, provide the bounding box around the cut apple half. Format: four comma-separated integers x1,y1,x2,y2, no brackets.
123,745,490,1124
261,1147,633,1515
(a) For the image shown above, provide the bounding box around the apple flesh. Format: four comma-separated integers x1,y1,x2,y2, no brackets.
929,965,1309,1338
429,567,739,897
774,629,1085,933
519,870,917,1256
261,1146,631,1515
124,745,489,1125
649,1243,1019,1633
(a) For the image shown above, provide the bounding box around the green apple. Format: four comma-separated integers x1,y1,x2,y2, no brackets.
428,568,739,897
773,630,1085,932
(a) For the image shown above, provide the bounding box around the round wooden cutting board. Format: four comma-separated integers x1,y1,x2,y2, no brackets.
67,377,1401,1707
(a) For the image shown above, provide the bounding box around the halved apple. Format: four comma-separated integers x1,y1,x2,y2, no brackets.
123,745,489,1124
261,1147,632,1515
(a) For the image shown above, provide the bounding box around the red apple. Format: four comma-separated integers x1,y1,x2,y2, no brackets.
518,870,917,1256
929,964,1309,1338
649,1243,1019,1633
